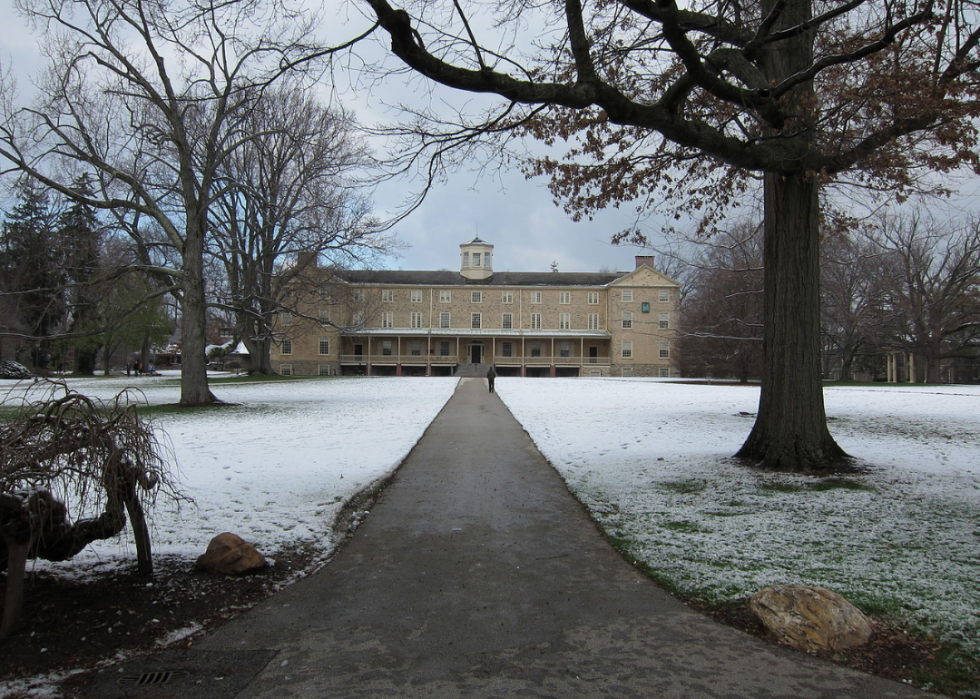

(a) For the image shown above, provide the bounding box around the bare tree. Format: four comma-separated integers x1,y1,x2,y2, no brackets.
361,0,980,470
0,0,343,405
208,85,389,374
678,225,764,382
872,213,980,382
820,231,891,381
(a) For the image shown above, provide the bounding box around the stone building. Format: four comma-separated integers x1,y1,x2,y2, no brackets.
272,238,680,378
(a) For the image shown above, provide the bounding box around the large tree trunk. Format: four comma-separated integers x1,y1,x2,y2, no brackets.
179,224,218,406
737,175,848,470
242,335,273,375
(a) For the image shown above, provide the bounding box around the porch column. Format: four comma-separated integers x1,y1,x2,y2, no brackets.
366,337,372,376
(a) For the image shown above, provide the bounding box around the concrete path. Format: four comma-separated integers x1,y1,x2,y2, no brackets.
174,379,936,698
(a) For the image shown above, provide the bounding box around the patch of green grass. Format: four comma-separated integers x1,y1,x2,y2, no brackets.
760,481,808,494
0,404,33,424
810,477,875,492
662,520,708,533
660,479,708,495
843,591,909,618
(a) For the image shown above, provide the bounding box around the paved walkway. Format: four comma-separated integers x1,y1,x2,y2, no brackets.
94,378,941,698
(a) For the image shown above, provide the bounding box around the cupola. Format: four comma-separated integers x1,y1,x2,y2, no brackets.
460,237,494,280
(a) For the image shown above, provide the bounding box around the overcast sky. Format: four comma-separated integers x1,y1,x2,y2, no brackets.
3,2,977,277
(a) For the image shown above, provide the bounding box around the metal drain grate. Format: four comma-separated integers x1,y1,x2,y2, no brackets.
118,670,190,686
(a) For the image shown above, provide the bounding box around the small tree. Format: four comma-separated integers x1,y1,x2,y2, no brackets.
0,386,182,638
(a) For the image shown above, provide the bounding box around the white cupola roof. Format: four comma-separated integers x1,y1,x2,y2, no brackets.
459,237,494,280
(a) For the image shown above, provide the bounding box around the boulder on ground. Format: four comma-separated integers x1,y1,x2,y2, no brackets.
0,361,32,380
749,584,874,653
195,532,267,575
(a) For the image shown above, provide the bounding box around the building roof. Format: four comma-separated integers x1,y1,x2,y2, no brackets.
333,270,626,287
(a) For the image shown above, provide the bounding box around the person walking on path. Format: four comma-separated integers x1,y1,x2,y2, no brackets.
486,363,496,393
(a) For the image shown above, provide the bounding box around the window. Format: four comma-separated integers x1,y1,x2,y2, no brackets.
659,312,670,329
319,339,330,355
502,291,513,304
318,364,332,376
440,311,450,328
590,369,602,377
279,364,293,376
530,313,542,329
471,313,482,329
622,341,633,358
660,341,670,358
353,289,365,302
462,252,469,266
621,367,634,377
559,313,570,330
559,291,571,304
587,291,600,305
473,252,481,266
502,313,513,329
382,289,394,302
382,340,392,356
588,313,600,330
531,343,542,357
410,340,422,356
411,289,423,303
502,342,513,357
622,312,633,329
352,311,364,326
281,339,292,355
471,290,482,303
530,291,542,304
622,289,634,302
382,311,393,328
439,341,450,356
659,366,671,377
319,309,331,325
440,290,451,303
559,341,570,358
411,311,423,328
280,312,293,326
659,289,670,302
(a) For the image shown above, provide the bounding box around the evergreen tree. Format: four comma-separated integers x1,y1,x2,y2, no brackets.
0,182,65,370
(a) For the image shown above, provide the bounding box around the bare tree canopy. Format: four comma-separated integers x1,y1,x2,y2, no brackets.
361,0,980,470
0,0,348,405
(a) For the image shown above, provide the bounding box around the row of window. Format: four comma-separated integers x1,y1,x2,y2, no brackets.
374,311,670,330
378,289,672,304
280,338,669,359
279,363,672,377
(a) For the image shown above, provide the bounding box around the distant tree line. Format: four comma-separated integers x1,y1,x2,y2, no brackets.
676,214,980,384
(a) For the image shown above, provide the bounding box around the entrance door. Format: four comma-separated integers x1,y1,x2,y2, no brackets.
471,345,482,364
354,344,363,359
589,346,598,363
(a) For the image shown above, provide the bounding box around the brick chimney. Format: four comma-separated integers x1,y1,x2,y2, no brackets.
635,255,655,269
297,251,318,269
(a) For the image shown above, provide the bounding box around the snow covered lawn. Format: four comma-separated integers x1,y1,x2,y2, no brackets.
495,378,980,661
1,374,458,572
3,374,978,663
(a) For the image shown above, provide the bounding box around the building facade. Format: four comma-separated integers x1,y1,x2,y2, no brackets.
272,238,681,378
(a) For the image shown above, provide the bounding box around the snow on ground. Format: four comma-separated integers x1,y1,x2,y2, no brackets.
494,378,980,661
0,374,458,575
2,373,979,662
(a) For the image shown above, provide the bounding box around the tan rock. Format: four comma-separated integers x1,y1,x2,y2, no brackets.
195,532,267,575
749,584,874,653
